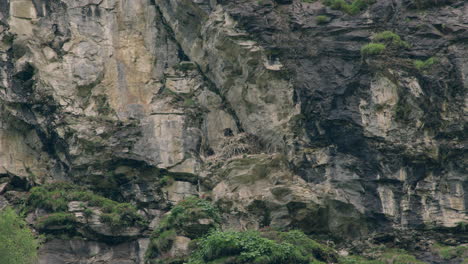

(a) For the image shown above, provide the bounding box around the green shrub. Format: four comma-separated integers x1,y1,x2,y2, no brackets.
322,0,376,15
414,57,436,70
146,197,221,261
0,207,39,264
325,0,347,9
316,15,330,24
455,221,468,232
187,230,302,264
187,230,335,264
361,43,386,56
151,229,177,254
433,243,468,260
157,196,221,235
276,230,338,262
159,175,174,186
83,208,93,218
373,31,410,48
361,31,409,58
379,249,426,264
26,182,145,231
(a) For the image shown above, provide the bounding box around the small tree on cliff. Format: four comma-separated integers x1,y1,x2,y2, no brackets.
0,207,39,264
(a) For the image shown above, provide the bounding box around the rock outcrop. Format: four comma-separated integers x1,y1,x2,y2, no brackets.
0,0,466,263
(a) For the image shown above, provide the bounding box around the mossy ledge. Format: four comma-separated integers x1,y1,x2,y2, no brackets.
25,182,147,237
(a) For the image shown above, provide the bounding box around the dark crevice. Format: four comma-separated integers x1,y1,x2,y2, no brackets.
152,2,245,133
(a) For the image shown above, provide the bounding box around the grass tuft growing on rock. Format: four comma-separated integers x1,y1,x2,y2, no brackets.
413,57,437,71
373,31,410,48
361,43,386,56
316,15,330,24
322,0,376,15
361,31,409,57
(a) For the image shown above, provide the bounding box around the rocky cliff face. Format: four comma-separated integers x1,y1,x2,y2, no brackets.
0,0,466,263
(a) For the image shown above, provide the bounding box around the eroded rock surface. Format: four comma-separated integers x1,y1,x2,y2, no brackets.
0,0,466,263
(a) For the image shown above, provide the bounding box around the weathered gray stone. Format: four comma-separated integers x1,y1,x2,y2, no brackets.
39,239,142,264
0,0,465,262
165,181,198,204
168,236,191,257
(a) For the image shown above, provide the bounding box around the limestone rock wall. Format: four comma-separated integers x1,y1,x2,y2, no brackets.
0,0,466,263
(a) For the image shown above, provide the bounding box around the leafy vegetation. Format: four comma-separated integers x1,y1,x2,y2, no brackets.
156,196,221,236
316,15,330,24
0,207,39,264
151,229,178,254
378,249,426,264
187,230,336,264
301,0,376,15
322,0,376,15
274,230,338,262
361,31,409,57
160,175,175,187
433,243,468,260
26,182,145,231
144,197,430,264
147,197,221,261
185,231,429,264
373,31,410,48
361,43,386,56
455,221,468,232
413,57,436,71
